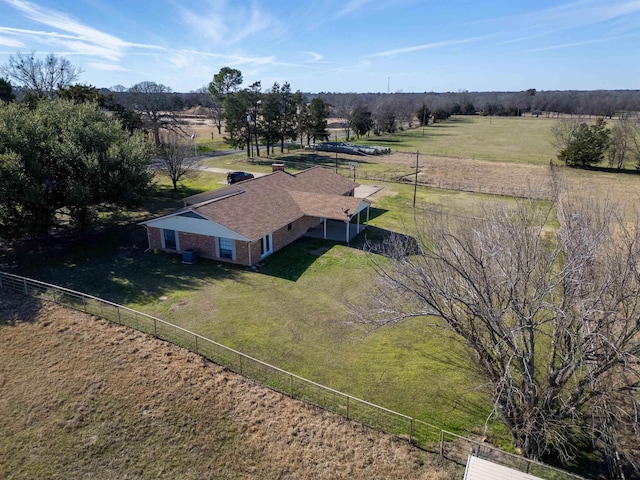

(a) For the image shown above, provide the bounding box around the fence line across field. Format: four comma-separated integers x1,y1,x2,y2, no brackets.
0,271,584,480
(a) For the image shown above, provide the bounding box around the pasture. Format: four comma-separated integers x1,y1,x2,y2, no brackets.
7,176,510,441
0,290,456,479
4,114,640,474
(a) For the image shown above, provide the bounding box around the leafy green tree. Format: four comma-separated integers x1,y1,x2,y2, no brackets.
433,108,450,122
208,67,243,101
261,83,281,156
278,82,296,153
293,91,310,146
223,89,253,156
110,103,145,135
558,117,610,168
350,105,372,138
0,100,153,239
416,103,430,126
308,98,330,143
57,84,106,105
0,77,14,103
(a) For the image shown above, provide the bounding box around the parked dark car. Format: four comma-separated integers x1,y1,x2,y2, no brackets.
227,171,255,184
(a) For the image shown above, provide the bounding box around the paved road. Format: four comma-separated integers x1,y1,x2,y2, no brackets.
197,166,268,177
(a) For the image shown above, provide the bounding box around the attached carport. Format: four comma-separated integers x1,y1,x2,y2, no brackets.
289,192,372,243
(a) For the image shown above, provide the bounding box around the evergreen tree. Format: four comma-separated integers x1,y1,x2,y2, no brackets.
0,99,153,239
558,118,610,168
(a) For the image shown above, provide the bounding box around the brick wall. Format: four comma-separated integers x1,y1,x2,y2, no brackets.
273,216,321,251
147,227,162,250
178,232,217,259
147,215,323,266
235,241,255,266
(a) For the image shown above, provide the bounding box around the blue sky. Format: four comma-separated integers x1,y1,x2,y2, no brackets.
1,0,639,93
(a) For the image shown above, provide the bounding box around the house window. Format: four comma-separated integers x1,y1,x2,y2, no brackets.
261,233,272,258
219,237,233,259
163,229,177,250
288,223,292,231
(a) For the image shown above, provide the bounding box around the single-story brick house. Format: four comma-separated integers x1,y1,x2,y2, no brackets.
140,165,373,266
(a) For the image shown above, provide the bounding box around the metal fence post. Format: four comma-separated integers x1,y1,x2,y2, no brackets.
346,396,350,420
117,305,121,324
195,335,198,354
439,430,444,457
82,296,87,313
239,354,243,375
153,318,157,336
0,272,3,289
23,277,28,295
289,374,293,398
409,418,414,444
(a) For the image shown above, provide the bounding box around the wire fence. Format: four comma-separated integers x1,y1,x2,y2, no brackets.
0,271,585,480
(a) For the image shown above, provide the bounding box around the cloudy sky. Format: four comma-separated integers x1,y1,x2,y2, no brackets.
1,0,639,93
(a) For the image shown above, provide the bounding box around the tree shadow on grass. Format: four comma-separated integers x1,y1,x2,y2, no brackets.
0,289,43,325
255,237,335,282
416,346,492,428
350,226,419,256
1,223,244,307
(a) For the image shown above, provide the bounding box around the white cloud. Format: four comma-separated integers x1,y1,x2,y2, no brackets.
367,35,492,58
2,0,164,61
0,34,23,48
179,1,278,46
335,0,372,18
87,62,126,72
304,51,324,63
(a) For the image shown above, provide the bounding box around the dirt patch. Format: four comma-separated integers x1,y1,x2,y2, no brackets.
0,290,459,479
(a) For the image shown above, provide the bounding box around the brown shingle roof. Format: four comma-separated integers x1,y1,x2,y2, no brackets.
189,167,360,240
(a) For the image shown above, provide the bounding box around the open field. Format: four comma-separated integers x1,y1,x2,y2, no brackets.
0,290,458,479
373,115,560,165
3,179,511,441
4,115,640,477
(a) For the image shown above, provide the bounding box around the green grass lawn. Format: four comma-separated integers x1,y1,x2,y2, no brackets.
3,117,574,448
360,115,559,165
4,173,515,444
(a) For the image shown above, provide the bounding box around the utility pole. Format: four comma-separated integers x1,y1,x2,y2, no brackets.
413,150,419,208
422,105,428,137
246,113,252,158
335,132,338,173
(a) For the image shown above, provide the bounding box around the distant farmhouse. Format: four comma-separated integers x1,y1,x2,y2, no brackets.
140,165,373,266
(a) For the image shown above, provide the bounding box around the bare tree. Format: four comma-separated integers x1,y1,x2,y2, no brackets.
127,81,183,146
157,132,200,191
331,94,360,141
608,117,637,169
0,51,82,98
550,116,585,163
356,189,640,473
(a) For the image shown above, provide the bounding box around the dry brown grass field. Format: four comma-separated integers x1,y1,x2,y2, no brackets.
0,290,460,480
